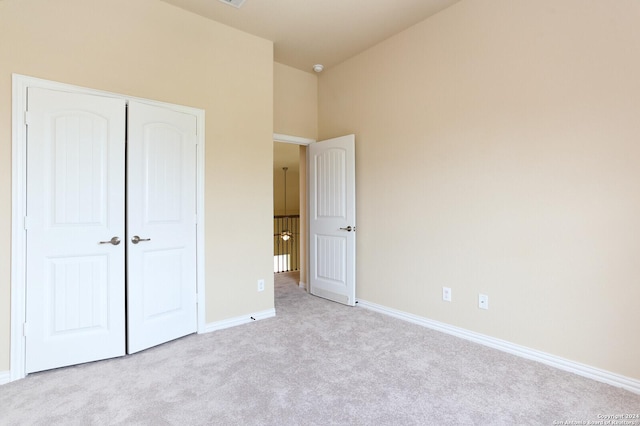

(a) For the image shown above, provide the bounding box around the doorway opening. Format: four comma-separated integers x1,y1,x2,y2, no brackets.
273,143,301,274
273,134,314,289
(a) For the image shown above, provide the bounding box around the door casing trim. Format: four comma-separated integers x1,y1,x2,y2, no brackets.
273,133,315,146
10,74,206,381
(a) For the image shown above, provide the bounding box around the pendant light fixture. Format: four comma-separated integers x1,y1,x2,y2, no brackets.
280,167,292,241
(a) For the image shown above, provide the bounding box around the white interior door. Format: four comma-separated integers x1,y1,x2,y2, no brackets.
126,101,198,354
25,88,126,373
309,135,356,306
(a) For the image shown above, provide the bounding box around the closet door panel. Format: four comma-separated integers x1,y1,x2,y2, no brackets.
126,101,198,354
25,88,126,373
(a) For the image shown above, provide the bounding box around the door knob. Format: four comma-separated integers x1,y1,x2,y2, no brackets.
99,236,121,245
339,226,353,232
131,235,151,244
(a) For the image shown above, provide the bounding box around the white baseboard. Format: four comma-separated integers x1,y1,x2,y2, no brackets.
299,281,306,290
0,370,11,385
202,308,276,333
356,299,640,395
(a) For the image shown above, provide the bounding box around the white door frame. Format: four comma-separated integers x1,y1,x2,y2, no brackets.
273,133,315,146
10,74,207,381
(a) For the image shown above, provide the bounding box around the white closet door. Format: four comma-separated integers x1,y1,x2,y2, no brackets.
25,88,126,373
126,101,198,354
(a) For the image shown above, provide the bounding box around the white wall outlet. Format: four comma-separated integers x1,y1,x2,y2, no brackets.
478,293,489,310
257,279,265,292
442,287,452,302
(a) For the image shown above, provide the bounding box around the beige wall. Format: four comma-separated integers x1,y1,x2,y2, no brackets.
274,62,317,140
0,0,274,372
273,143,301,216
318,0,640,380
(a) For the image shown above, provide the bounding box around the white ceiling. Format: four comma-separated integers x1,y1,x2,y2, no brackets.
160,0,461,72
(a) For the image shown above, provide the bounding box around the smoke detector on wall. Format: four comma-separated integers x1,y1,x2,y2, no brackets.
218,0,246,8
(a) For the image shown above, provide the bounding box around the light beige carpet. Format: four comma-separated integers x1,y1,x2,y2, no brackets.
1,272,639,425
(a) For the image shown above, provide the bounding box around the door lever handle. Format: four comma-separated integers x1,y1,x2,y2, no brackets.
131,235,151,244
339,226,353,232
99,236,121,245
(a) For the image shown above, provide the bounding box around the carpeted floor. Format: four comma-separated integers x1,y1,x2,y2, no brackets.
1,272,639,425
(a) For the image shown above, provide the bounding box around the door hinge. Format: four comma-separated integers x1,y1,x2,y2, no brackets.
24,111,32,126
23,322,28,337
23,216,29,230
194,214,198,224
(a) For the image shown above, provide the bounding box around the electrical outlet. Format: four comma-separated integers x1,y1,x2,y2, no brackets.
442,287,452,302
257,279,265,292
478,293,489,310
